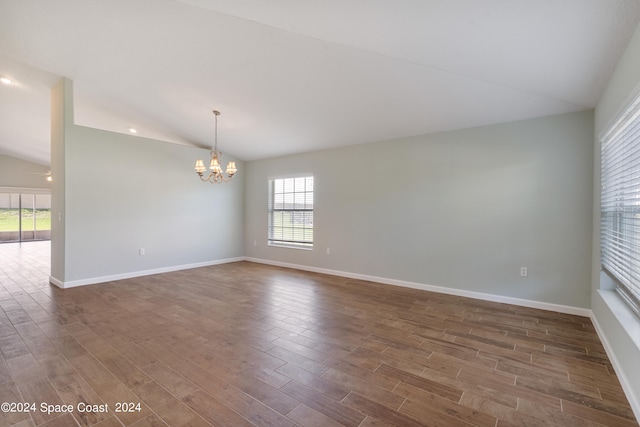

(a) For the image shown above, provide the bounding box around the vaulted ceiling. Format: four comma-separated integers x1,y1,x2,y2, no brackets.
1,0,639,166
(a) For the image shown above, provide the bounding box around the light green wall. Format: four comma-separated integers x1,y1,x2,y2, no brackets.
0,155,51,189
245,110,594,308
592,21,640,415
50,78,244,284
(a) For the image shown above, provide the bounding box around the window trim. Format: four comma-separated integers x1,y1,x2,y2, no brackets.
267,175,314,250
600,90,640,318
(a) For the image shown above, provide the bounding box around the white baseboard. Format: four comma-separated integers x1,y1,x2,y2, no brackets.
48,276,64,288
244,257,592,317
48,257,245,289
591,293,640,422
50,255,592,316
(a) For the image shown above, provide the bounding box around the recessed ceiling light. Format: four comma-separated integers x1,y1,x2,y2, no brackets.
0,77,15,85
128,128,138,134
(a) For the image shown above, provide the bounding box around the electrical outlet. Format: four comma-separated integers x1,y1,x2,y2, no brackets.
139,248,145,256
520,267,527,277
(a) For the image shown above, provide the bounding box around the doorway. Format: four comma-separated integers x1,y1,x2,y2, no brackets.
0,192,51,243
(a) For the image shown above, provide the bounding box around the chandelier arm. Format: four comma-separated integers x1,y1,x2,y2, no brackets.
213,174,230,183
199,171,231,184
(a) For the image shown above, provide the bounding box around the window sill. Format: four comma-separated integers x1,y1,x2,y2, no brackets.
268,243,313,251
598,289,640,353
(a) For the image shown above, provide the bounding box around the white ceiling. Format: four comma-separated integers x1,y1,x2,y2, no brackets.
1,0,639,165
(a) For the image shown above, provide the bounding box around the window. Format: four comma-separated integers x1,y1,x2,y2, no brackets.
601,92,640,317
268,176,313,249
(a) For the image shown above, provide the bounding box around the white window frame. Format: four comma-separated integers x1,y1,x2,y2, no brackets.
600,91,640,318
268,175,314,250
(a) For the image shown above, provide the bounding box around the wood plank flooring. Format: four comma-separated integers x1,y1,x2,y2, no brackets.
0,242,637,426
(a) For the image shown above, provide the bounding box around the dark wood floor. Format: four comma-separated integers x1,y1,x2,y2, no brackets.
0,243,637,426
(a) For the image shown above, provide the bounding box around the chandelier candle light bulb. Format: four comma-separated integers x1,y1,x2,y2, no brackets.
195,110,237,183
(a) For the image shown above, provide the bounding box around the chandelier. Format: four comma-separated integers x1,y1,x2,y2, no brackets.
194,110,237,183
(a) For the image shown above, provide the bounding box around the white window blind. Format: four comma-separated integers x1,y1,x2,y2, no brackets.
268,176,313,249
601,93,640,316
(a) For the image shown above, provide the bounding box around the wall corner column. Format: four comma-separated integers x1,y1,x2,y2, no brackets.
50,78,74,287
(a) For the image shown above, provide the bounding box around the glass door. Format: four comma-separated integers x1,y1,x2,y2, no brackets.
0,193,20,242
0,192,51,243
